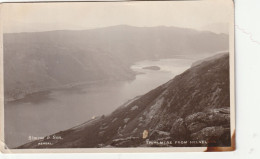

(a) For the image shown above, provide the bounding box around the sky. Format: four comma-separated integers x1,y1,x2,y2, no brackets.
1,0,233,34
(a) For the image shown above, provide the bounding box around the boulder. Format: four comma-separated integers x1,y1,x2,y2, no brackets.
170,118,187,140
186,122,207,133
190,126,228,141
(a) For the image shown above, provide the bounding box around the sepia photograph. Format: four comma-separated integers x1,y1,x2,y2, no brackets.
0,0,235,152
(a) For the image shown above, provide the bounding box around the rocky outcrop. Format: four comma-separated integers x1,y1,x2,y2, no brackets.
102,107,230,147
169,107,230,146
185,108,230,130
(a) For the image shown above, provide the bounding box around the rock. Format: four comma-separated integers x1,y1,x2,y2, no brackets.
166,107,231,146
132,128,138,134
217,108,230,114
124,118,130,123
185,108,230,128
186,122,207,133
111,137,143,147
185,112,207,126
205,108,230,126
130,105,139,111
170,118,187,140
112,118,117,123
190,126,228,141
149,130,170,140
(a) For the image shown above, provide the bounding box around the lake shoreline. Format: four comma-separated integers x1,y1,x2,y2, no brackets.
5,58,194,148
4,55,193,103
5,77,138,104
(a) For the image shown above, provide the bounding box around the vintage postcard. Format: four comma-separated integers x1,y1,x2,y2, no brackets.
0,0,235,153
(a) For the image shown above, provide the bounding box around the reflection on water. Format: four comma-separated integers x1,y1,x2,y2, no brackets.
4,58,194,148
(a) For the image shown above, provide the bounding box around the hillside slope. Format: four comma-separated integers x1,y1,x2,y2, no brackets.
19,53,231,148
4,25,228,101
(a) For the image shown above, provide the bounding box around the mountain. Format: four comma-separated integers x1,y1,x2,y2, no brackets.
18,53,230,148
4,25,228,101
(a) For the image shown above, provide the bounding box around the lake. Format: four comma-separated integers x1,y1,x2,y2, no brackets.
4,58,194,148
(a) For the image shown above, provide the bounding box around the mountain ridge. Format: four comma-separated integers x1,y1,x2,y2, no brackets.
4,25,228,35
4,25,228,101
18,53,231,148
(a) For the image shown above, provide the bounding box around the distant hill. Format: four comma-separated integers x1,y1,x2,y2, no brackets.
18,53,230,148
4,25,228,101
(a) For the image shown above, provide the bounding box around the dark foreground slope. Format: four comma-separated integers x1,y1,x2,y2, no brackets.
19,53,230,148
